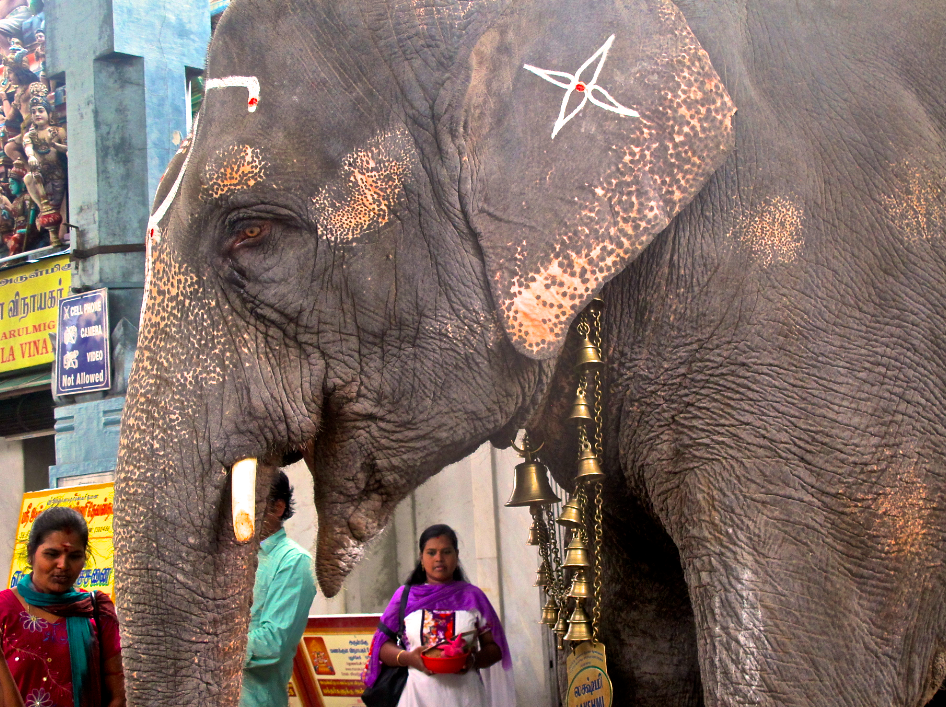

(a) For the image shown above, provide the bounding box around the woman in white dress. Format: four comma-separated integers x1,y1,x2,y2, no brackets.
363,525,516,707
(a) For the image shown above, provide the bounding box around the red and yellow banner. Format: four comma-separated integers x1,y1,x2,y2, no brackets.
0,255,71,373
7,483,115,597
292,615,380,706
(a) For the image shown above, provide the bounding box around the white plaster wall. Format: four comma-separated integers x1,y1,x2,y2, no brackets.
493,446,555,705
0,438,24,586
281,444,554,704
282,461,397,616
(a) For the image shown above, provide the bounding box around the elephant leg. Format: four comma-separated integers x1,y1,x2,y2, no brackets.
599,504,703,707
669,460,946,707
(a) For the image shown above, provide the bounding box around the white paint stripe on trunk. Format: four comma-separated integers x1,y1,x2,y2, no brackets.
140,114,201,322
140,76,260,321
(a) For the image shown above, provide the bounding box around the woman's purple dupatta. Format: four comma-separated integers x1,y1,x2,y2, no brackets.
363,581,512,687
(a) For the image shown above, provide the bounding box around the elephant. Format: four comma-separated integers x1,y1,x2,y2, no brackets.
114,0,946,704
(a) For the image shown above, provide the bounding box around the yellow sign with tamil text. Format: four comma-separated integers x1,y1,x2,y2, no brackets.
0,255,72,373
7,483,115,597
293,615,380,706
566,642,613,707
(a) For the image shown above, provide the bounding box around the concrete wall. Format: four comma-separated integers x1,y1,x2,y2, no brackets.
283,443,555,704
46,0,210,331
0,438,25,581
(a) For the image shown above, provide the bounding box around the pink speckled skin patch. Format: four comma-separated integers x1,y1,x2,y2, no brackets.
311,130,412,242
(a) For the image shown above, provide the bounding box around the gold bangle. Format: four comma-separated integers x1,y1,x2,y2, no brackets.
396,650,406,666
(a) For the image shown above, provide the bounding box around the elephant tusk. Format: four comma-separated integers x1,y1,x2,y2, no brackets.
231,458,257,543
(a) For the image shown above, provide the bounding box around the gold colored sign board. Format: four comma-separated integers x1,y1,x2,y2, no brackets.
291,614,380,706
566,642,613,707
0,255,71,373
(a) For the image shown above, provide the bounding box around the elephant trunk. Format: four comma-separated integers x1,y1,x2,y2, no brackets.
115,390,272,705
113,232,286,704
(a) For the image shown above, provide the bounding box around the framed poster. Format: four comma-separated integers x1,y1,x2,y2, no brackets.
292,614,380,707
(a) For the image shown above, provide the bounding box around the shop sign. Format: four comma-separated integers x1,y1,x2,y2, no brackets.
291,614,380,706
0,255,71,374
55,288,111,395
7,483,115,598
566,642,613,707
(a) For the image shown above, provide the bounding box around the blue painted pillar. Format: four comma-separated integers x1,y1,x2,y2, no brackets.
44,0,209,483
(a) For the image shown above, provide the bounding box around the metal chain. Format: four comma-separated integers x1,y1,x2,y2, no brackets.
591,302,604,459
528,302,607,648
592,480,603,643
588,300,605,644
574,482,588,544
544,504,566,601
534,506,557,604
576,314,589,339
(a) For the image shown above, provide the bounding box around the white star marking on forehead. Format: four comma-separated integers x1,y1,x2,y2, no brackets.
523,34,640,139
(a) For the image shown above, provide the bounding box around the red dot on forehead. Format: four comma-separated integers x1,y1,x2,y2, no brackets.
248,97,258,107
575,82,586,92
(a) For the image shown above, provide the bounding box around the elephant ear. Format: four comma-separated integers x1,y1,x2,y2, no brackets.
459,0,735,358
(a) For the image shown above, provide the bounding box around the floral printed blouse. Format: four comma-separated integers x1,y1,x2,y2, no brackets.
0,588,121,707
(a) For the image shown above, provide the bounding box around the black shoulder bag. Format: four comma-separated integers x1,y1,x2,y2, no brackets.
361,585,412,707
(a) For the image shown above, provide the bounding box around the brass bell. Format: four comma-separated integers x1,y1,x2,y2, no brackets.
574,333,604,371
568,569,591,599
540,596,559,626
526,522,542,546
556,498,583,528
568,389,593,421
553,607,569,637
534,565,551,587
506,459,560,507
507,437,559,507
564,602,593,642
575,445,605,483
553,607,569,649
562,534,591,569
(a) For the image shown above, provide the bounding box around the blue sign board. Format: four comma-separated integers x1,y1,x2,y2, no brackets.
54,289,111,395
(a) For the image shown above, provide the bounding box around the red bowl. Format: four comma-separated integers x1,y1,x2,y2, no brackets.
421,650,469,674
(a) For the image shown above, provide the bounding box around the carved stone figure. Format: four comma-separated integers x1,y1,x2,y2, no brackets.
21,91,63,241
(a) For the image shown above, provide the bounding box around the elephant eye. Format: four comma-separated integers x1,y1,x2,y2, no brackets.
230,220,272,249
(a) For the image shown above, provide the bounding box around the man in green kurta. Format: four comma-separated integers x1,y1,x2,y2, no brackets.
240,472,317,707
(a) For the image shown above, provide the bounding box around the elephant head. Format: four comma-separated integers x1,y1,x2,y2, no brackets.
114,0,733,702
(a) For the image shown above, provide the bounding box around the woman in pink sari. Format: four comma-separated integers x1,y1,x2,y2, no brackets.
0,507,124,707
364,524,516,707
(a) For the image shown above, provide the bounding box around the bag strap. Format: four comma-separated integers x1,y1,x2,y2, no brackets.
376,585,412,645
397,585,411,637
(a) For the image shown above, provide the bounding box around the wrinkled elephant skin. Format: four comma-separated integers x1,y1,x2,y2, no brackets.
115,0,946,705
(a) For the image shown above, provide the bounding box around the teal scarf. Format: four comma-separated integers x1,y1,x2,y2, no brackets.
17,574,93,707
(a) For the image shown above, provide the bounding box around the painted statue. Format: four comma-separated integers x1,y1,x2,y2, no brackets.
115,0,946,705
21,92,63,239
